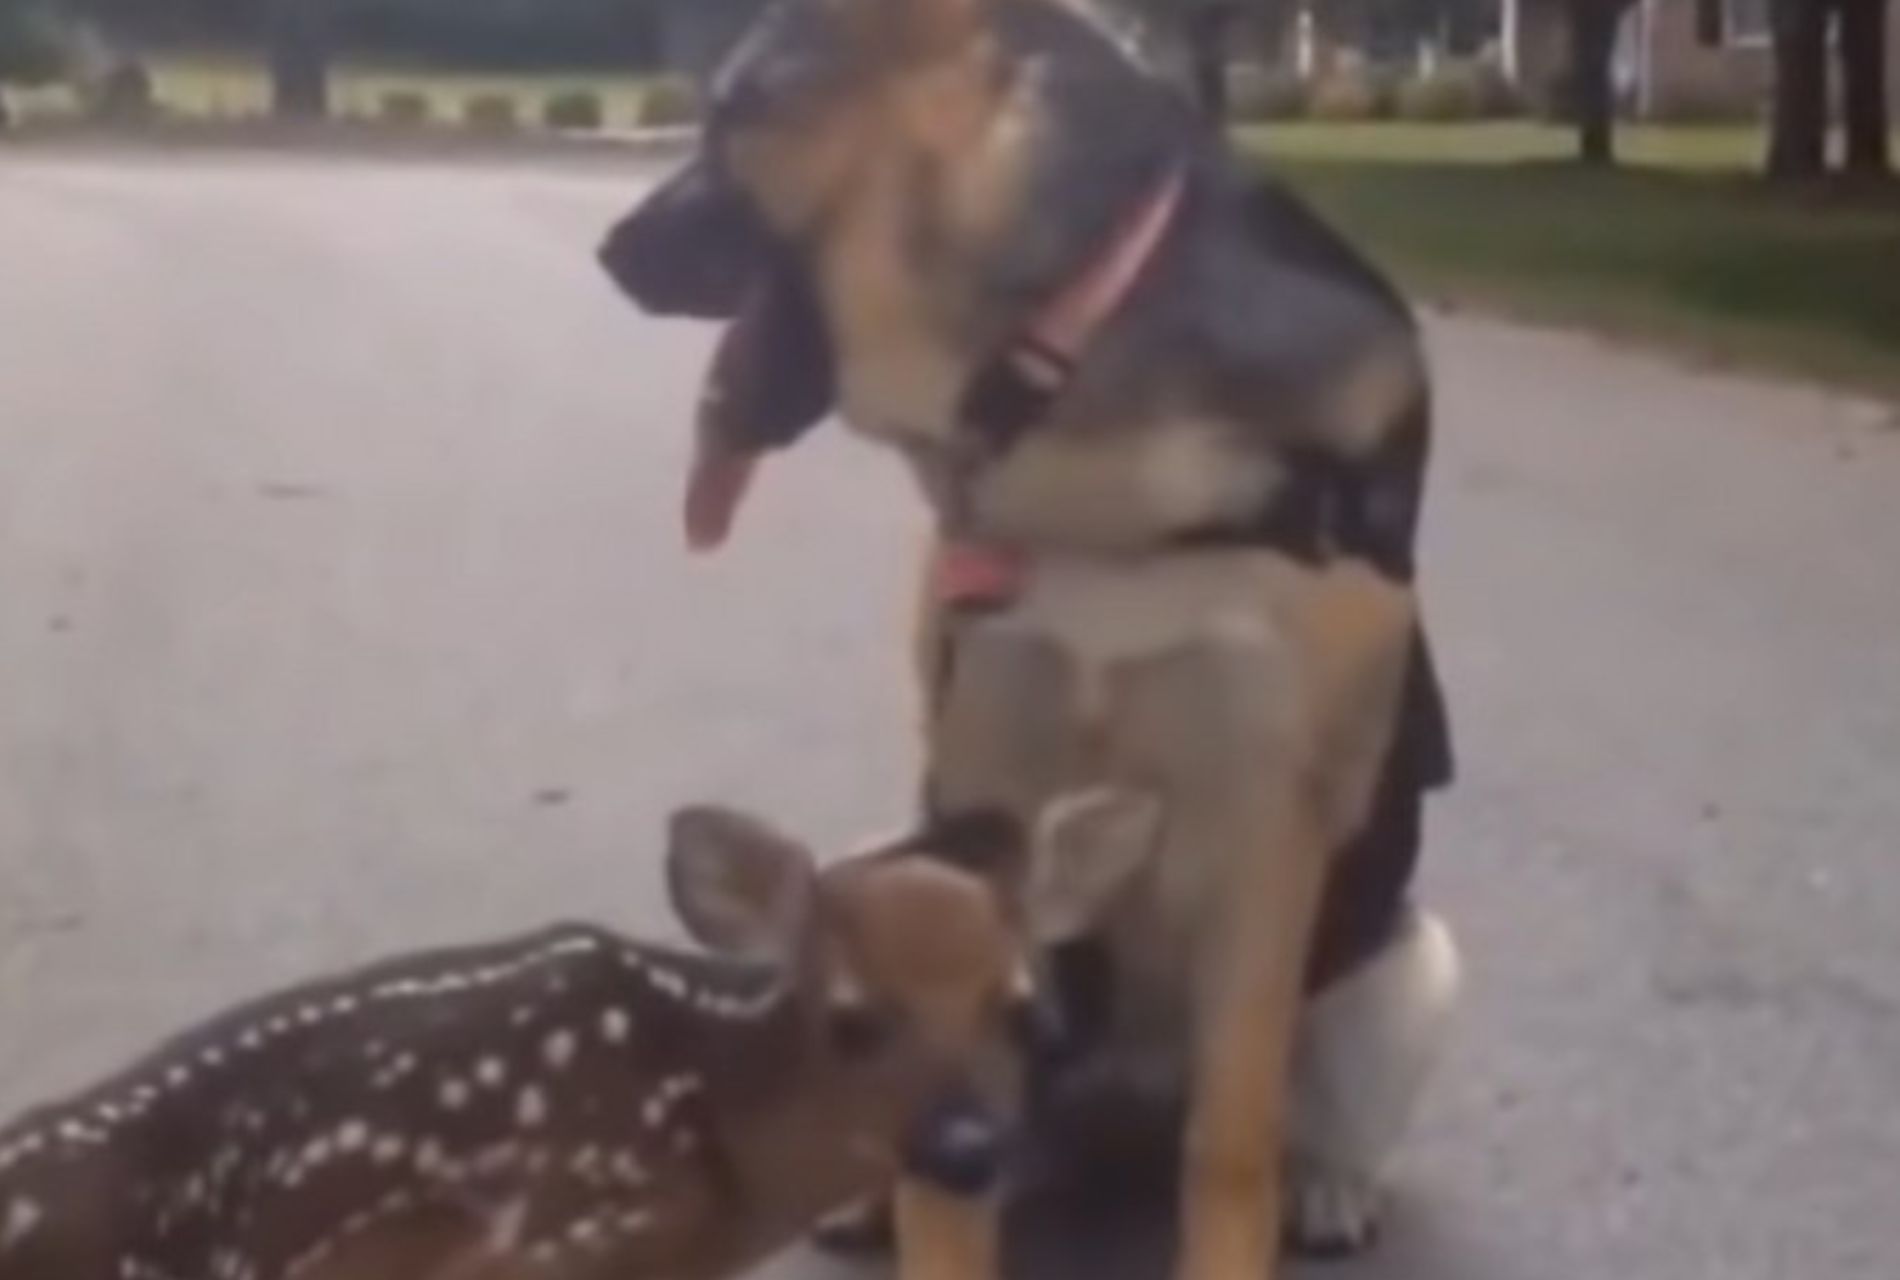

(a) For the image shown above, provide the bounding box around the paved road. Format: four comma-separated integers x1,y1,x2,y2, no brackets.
2,152,1898,1280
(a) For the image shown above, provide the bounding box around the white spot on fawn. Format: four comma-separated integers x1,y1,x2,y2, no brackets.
3,1197,44,1252
374,1051,419,1090
600,1008,631,1044
439,1078,471,1111
372,1134,406,1165
335,1119,369,1153
477,1057,508,1088
642,1073,703,1129
542,1030,577,1070
485,1198,531,1253
516,1087,548,1129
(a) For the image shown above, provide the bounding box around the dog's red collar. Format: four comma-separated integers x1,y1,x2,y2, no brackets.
957,166,1188,459
939,167,1187,613
1028,165,1187,367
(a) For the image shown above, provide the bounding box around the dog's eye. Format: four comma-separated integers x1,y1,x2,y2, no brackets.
827,1003,901,1059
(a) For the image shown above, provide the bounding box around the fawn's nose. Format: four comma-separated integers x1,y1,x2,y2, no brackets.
901,1091,1011,1197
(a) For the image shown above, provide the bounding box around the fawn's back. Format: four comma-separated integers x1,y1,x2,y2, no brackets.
0,802,1054,1280
0,922,793,1280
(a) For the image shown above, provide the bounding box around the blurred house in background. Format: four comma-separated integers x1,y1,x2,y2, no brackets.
1501,0,1900,120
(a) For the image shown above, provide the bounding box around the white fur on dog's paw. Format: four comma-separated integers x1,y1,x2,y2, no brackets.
1285,1161,1383,1259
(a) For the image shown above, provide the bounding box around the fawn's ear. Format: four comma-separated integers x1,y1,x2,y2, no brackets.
1023,788,1163,945
667,806,817,961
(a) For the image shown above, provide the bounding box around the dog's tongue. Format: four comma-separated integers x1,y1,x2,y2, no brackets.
683,288,769,554
678,260,838,554
684,441,759,553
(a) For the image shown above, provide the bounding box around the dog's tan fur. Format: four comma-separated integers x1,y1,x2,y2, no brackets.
696,3,1440,1276
914,551,1416,1280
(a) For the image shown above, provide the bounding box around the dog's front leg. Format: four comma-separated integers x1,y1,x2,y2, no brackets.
1113,627,1343,1280
893,1179,1002,1280
1173,560,1418,1277
1176,784,1330,1280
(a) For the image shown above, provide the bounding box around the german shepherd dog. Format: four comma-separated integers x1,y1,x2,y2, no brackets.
600,0,1462,1274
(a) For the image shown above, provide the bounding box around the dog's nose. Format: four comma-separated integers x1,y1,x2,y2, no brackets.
596,162,767,321
901,1095,1011,1197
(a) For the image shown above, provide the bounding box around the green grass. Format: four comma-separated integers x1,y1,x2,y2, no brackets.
1250,120,1781,169
1244,123,1900,398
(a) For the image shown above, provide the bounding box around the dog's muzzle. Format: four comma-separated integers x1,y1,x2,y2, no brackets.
598,158,776,321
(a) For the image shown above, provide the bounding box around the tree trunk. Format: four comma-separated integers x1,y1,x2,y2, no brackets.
1185,3,1237,123
1838,0,1891,177
1768,0,1830,179
268,0,329,120
1569,0,1624,165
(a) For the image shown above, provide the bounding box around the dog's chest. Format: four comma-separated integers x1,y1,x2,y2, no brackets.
938,554,1340,1044
841,403,1283,551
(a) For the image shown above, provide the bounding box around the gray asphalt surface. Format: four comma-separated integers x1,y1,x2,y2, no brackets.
2,152,1898,1280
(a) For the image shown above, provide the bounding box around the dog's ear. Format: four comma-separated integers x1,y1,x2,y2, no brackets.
666,806,817,961
1022,789,1163,944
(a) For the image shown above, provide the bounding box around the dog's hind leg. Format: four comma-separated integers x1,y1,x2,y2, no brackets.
1286,904,1462,1257
1286,694,1462,1257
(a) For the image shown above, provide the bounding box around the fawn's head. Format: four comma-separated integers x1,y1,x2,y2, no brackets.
667,805,1034,1194
664,791,1161,1195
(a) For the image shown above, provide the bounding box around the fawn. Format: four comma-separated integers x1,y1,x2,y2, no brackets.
0,803,1062,1280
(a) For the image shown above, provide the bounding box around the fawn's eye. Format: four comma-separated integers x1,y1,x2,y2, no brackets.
827,1002,901,1059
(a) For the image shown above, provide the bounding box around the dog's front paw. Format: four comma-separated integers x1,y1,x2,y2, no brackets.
1284,1161,1383,1260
